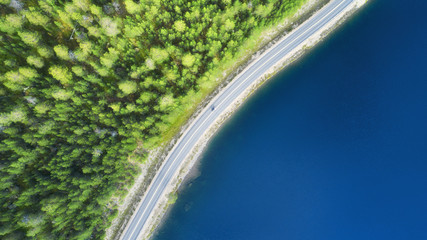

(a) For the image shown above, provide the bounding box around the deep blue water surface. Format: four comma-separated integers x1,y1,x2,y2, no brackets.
154,0,427,239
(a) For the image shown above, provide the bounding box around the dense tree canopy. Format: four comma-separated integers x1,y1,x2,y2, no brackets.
0,0,306,239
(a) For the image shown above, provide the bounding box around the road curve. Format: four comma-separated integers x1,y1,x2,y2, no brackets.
121,0,354,239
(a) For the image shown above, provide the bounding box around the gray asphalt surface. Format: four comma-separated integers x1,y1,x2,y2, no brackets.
121,0,354,239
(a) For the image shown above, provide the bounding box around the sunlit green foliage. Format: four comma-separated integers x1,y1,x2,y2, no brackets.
26,55,44,68
174,20,187,32
118,81,138,95
0,0,306,239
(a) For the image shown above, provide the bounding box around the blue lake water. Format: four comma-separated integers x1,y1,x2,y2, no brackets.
154,0,427,239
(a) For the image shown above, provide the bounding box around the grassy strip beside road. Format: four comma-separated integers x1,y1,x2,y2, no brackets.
157,0,328,146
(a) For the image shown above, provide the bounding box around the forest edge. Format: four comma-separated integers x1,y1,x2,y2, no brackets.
109,0,369,239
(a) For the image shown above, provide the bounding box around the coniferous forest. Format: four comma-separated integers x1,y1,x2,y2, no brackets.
1,0,306,239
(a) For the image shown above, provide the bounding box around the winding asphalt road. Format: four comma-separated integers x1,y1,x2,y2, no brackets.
120,0,354,239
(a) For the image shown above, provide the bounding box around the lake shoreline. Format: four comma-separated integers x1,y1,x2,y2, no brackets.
107,0,369,239
151,1,370,239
